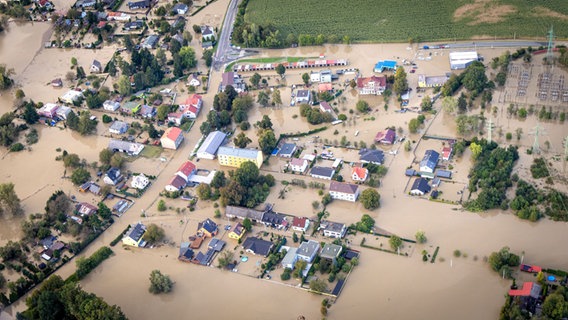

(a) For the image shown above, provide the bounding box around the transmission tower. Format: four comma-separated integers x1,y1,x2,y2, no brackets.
486,117,495,143
546,26,555,62
529,123,546,155
563,136,568,173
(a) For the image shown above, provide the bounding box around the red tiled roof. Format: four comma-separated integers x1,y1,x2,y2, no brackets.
508,282,534,297
318,83,332,92
168,175,186,189
320,101,332,111
357,75,387,89
164,127,182,141
292,217,307,228
352,167,368,180
183,94,202,107
290,158,307,166
177,161,196,177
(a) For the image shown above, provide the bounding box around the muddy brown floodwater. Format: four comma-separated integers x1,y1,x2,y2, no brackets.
1,10,568,320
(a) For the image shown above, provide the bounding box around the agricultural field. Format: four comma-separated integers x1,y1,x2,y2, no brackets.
245,0,568,43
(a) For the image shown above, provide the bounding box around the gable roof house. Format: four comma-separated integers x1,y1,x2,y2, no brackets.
161,127,184,150
120,101,141,115
351,167,368,182
419,150,440,176
297,240,320,263
220,72,246,93
109,121,128,134
292,217,310,232
200,25,216,47
228,223,246,240
289,158,309,173
55,106,71,120
410,177,431,196
127,0,150,10
76,202,98,216
225,206,266,223
320,243,343,264
38,103,59,118
141,34,159,49
103,167,122,185
167,112,184,126
329,181,360,202
359,148,384,165
319,220,347,238
122,223,147,247
179,94,202,119
123,20,144,31
108,139,145,156
139,105,156,118
175,161,196,182
278,143,297,158
187,73,201,87
357,75,387,95
196,131,227,159
103,100,120,112
90,60,102,73
197,218,218,238
131,174,150,190
295,90,311,104
442,146,452,161
242,237,274,257
165,175,187,192
261,211,287,229
310,166,335,180
319,101,333,113
60,90,83,104
172,3,188,14
374,128,396,144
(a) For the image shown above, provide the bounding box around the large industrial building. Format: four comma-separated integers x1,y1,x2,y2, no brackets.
449,51,479,70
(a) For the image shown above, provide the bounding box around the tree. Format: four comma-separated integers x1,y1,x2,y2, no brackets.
250,73,261,87
63,153,81,168
242,218,252,231
233,132,252,148
22,103,39,124
257,90,270,107
457,93,467,114
309,278,328,293
157,199,166,211
359,189,380,210
441,96,457,114
469,142,482,160
196,183,212,200
541,293,568,319
302,73,310,85
70,168,90,185
157,104,170,121
258,129,277,155
179,46,197,69
272,89,282,106
415,230,427,244
210,171,226,189
15,89,25,100
393,67,408,95
355,214,375,233
256,115,273,130
356,100,371,113
408,118,420,134
148,270,173,294
0,64,14,90
217,251,234,268
461,62,488,94
110,153,125,169
117,75,132,96
143,224,165,244
420,96,432,112
389,235,402,251
275,64,285,77
488,247,520,275
0,183,22,216
99,149,113,165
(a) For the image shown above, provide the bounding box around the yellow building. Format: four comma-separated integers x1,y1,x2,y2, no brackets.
228,223,246,240
217,146,263,168
122,223,147,247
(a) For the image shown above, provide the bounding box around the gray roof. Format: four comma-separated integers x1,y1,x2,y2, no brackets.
261,211,285,226
296,90,310,98
329,181,358,195
243,237,273,256
320,243,343,259
311,166,335,178
108,139,144,155
435,170,452,179
279,143,296,156
110,121,128,132
218,146,260,160
320,220,345,234
197,131,227,157
359,149,384,164
281,247,298,267
125,223,146,242
92,60,102,69
172,3,188,11
225,206,265,222
297,240,320,258
143,34,159,47
208,238,225,252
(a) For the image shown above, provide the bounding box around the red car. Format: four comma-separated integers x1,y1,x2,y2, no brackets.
520,264,542,273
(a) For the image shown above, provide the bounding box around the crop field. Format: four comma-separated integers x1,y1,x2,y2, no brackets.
245,0,568,43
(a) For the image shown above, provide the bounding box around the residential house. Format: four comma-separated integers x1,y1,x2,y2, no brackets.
108,139,145,156
55,106,71,120
329,181,360,202
291,217,310,232
76,202,97,216
122,223,147,247
310,166,335,180
320,243,343,265
242,237,274,257
97,21,107,29
196,131,227,159
198,218,218,238
208,238,225,252
419,150,440,176
418,74,448,88
97,11,108,21
217,147,263,168
220,72,246,93
161,127,184,150
200,25,216,47
179,94,202,119
90,60,102,73
141,34,159,49
278,143,296,158
60,90,83,104
120,101,141,115
356,75,387,95
38,103,59,118
167,112,184,126
281,247,298,269
172,3,188,15
123,20,144,31
165,175,186,192
103,167,122,185
127,0,150,10
319,101,333,113
175,161,196,182
109,121,128,134
103,100,120,112
295,90,311,104
359,149,384,165
187,74,201,87
310,71,321,83
75,0,95,7
139,105,156,119
374,128,396,144
261,211,287,229
508,282,541,313
351,167,368,182
435,170,452,179
178,246,195,262
171,16,185,29
318,83,332,92
319,69,332,83
442,146,452,161
410,177,431,196
107,12,131,21
39,236,57,250
296,240,320,263
289,158,309,173
131,174,149,190
228,223,246,240
319,220,347,238
225,206,265,223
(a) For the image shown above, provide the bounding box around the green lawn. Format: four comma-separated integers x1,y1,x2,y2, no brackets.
138,145,163,158
245,0,568,42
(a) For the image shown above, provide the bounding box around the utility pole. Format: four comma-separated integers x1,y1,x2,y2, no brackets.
486,117,494,143
563,136,568,173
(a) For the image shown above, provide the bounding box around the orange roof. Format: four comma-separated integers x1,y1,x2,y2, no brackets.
292,217,308,228
164,127,183,141
318,83,333,92
184,94,202,106
508,282,535,297
177,161,196,177
352,167,368,179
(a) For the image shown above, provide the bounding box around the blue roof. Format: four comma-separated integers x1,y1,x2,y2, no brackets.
279,143,296,156
420,150,440,170
411,178,431,194
435,170,452,179
374,60,397,72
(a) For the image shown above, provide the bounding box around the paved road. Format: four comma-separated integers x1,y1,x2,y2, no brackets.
214,0,240,70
